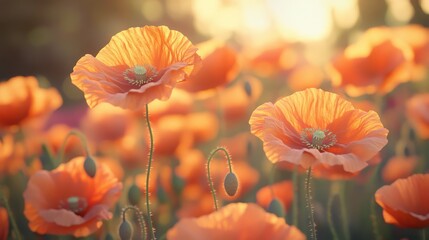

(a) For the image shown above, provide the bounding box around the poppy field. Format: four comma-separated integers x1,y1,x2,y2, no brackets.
1,1,429,240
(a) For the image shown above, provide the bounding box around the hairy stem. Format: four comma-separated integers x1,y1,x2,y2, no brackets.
305,167,317,240
145,104,156,240
206,147,233,211
122,205,147,240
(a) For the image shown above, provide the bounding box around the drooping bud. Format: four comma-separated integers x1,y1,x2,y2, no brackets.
223,172,239,197
268,198,285,218
83,155,97,178
119,219,133,240
243,80,252,97
127,183,141,206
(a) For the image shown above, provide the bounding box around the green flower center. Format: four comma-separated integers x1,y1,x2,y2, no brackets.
123,65,158,86
300,128,336,151
60,196,88,214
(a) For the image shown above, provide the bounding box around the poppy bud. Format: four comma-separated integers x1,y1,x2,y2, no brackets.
119,219,133,240
105,233,114,240
223,172,239,197
83,156,96,178
172,172,185,195
127,183,141,205
268,198,285,218
40,143,55,170
156,183,168,204
243,80,252,97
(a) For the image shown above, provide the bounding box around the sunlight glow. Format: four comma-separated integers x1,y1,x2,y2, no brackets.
191,0,359,44
386,0,414,23
422,0,429,14
267,0,332,42
327,0,359,29
141,0,163,22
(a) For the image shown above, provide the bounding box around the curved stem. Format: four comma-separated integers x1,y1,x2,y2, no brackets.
57,129,91,163
207,147,233,211
0,192,22,240
122,205,147,240
305,167,317,240
144,104,156,240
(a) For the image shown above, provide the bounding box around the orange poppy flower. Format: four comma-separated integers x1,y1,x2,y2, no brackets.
375,174,429,228
185,111,219,143
178,40,239,94
256,180,294,211
406,93,429,139
286,64,324,91
71,26,201,110
330,27,413,96
219,132,253,160
114,128,149,169
245,43,299,77
0,134,26,176
81,103,134,142
204,76,262,125
167,203,306,240
152,114,193,156
176,185,216,219
43,124,84,160
382,156,418,183
0,207,8,240
249,88,388,172
0,76,62,129
147,89,194,121
23,156,122,237
393,25,429,80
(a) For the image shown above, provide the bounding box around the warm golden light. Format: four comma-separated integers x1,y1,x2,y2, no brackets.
386,0,414,23
191,0,360,45
267,0,332,41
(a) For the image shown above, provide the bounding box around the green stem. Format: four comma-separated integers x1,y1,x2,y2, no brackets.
370,198,382,240
122,205,147,240
327,184,340,240
305,167,317,240
421,229,427,240
292,165,299,227
57,129,91,163
0,192,22,240
206,147,233,211
144,104,156,240
339,182,350,240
